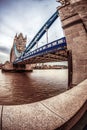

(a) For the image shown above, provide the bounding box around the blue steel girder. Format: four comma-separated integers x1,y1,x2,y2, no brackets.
24,11,59,54
14,37,67,64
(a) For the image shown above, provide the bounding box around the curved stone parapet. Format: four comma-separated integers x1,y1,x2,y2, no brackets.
0,80,87,130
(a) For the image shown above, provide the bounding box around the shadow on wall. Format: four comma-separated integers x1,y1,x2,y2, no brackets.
83,125,87,130
71,111,87,130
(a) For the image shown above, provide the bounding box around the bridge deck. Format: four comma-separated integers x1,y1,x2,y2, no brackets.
20,49,67,64
14,37,67,64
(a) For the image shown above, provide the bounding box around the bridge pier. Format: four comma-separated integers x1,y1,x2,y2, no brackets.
57,0,87,86
2,61,33,72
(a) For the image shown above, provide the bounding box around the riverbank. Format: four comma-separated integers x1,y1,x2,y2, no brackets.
34,65,68,69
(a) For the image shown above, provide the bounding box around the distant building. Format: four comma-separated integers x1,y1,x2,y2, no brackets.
34,64,68,69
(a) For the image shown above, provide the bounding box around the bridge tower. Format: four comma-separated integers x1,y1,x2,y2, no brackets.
10,33,27,62
2,33,32,72
57,0,87,87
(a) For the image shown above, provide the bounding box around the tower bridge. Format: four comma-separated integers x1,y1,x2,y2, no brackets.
2,0,87,88
0,1,87,129
2,10,68,74
14,37,67,64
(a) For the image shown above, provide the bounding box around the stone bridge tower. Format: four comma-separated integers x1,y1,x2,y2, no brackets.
2,33,32,72
57,0,87,86
10,33,27,63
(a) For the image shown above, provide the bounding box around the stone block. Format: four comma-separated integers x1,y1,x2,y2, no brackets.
41,86,87,121
79,30,87,37
65,79,87,97
2,103,64,130
70,0,82,4
72,72,86,85
59,4,76,20
71,0,87,30
62,14,80,27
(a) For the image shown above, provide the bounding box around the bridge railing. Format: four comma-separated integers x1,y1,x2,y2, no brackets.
25,37,66,57
14,37,67,64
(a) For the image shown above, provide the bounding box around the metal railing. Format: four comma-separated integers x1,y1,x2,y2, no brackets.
14,37,67,64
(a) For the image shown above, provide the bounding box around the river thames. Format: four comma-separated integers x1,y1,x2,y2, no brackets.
0,69,68,105
0,69,87,129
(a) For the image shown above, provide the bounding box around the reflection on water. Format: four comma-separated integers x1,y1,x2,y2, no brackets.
0,69,68,105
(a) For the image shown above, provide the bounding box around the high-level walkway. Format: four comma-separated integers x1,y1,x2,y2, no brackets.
0,79,87,130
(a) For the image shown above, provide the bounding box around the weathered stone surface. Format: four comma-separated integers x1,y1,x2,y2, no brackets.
62,14,81,27
40,80,87,130
57,0,87,85
57,0,70,6
64,79,87,99
41,92,87,121
70,0,87,30
58,4,75,21
2,103,64,130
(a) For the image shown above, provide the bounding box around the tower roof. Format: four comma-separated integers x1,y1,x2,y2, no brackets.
14,33,27,40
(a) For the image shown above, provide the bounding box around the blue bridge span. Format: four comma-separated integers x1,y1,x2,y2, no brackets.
13,11,68,65
14,37,67,64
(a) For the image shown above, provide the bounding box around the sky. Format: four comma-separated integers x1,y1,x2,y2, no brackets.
0,0,66,65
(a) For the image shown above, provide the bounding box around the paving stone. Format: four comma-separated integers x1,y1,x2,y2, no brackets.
64,79,87,98
41,80,87,121
2,102,65,130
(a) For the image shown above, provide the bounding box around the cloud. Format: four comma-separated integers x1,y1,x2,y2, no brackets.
0,0,63,63
0,46,10,54
0,53,9,63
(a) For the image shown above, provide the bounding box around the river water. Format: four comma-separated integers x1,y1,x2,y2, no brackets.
0,69,68,105
0,69,87,129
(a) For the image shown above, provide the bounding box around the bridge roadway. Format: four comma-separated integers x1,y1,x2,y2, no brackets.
14,37,67,65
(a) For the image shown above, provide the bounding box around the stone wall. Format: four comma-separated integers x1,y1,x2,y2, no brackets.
57,0,87,86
